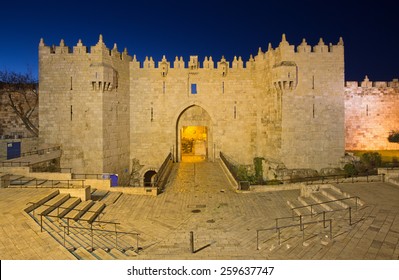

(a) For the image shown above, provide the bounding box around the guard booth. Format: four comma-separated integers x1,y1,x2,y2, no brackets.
7,142,21,160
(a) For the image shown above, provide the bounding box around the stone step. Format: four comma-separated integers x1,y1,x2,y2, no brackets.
24,190,60,213
287,199,310,216
309,192,341,211
101,192,122,206
91,189,109,201
298,196,327,215
92,248,115,260
66,220,124,251
47,197,81,218
73,247,97,260
109,248,128,259
9,176,36,186
40,216,78,251
36,193,71,216
320,188,360,209
80,202,106,223
64,200,94,221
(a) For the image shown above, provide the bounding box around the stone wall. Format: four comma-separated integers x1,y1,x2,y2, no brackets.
39,37,131,184
0,91,38,138
38,34,346,185
345,77,399,150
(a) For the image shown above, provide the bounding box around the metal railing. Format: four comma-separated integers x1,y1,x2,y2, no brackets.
20,146,61,157
61,224,140,253
0,161,31,167
256,197,366,250
27,201,141,253
256,218,333,250
290,196,360,217
72,173,106,180
13,179,85,188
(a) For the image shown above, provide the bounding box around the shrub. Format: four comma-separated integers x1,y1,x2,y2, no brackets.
388,131,399,143
344,163,358,176
361,152,382,169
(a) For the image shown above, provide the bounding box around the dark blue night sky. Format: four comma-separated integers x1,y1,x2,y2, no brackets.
0,0,397,81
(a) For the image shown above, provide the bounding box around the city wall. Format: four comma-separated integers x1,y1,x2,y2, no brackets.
345,77,399,150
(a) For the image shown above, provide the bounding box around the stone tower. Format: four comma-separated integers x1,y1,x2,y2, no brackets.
39,35,132,184
38,34,345,185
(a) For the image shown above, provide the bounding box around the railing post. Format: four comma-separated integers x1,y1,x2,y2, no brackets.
349,206,353,224
329,220,332,240
136,234,139,253
40,215,43,232
256,230,259,250
91,223,94,251
323,211,326,228
190,231,194,253
299,215,303,231
67,218,70,235
277,229,281,246
115,232,118,250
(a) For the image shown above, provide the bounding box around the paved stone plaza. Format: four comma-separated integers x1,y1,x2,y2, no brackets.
1,161,399,260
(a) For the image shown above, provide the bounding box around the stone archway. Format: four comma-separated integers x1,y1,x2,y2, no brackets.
176,105,213,162
143,170,157,187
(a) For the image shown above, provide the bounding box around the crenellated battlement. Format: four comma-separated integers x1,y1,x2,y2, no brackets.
39,35,132,61
346,76,399,89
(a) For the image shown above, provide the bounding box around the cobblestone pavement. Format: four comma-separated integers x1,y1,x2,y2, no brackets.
1,161,399,260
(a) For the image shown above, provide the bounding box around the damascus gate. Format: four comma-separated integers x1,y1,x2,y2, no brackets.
38,34,345,185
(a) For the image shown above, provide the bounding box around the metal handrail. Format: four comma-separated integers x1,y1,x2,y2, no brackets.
256,219,333,250
20,146,60,157
72,173,106,180
0,161,31,167
14,179,85,188
290,196,360,217
60,224,140,253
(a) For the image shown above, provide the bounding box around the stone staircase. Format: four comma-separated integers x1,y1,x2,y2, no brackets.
24,189,139,260
256,186,370,259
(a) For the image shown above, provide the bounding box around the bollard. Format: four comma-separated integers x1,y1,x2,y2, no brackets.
190,231,194,253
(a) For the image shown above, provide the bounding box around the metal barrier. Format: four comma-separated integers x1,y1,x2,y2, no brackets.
20,146,61,157
256,219,333,250
61,224,140,253
72,174,105,180
0,161,30,167
290,196,360,218
14,179,85,188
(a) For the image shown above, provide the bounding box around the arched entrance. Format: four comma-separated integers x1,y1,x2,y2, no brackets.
176,105,213,162
143,170,157,187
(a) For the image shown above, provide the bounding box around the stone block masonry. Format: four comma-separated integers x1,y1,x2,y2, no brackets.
38,34,346,185
345,76,399,150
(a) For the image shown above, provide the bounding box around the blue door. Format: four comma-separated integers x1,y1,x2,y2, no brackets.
7,142,21,159
110,174,118,187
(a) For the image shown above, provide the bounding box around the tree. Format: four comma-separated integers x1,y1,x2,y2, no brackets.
388,131,399,143
0,70,38,137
